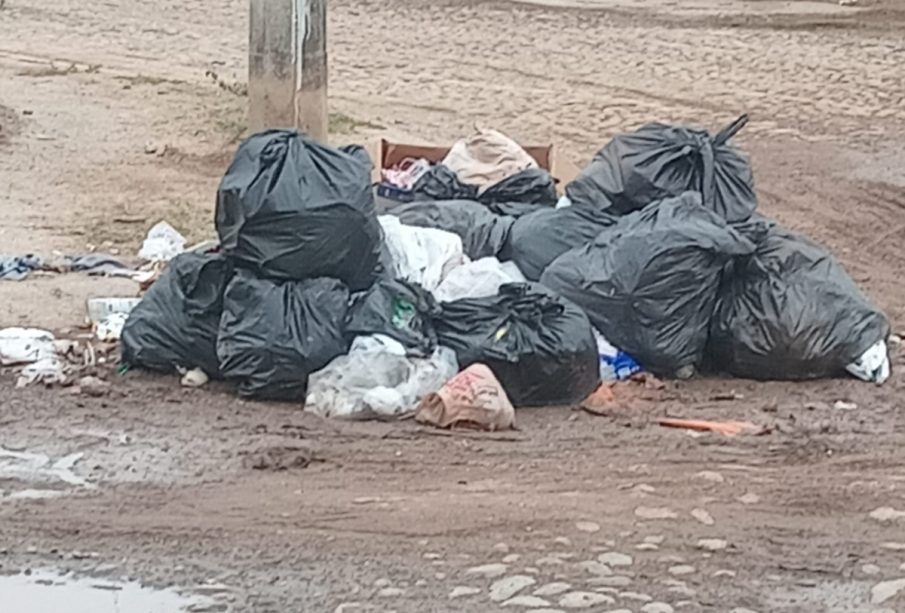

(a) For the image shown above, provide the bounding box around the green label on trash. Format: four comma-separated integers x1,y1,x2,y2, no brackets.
391,300,416,329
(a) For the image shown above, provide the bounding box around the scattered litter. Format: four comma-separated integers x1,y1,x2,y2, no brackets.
138,221,186,262
593,329,641,382
659,418,761,437
0,328,65,387
0,254,44,280
833,400,858,411
415,363,515,431
580,373,664,415
307,336,458,419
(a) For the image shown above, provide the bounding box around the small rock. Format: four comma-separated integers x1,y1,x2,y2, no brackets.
862,564,881,576
833,400,858,411
669,565,696,576
373,578,391,588
635,543,659,551
502,554,520,563
558,591,615,608
537,556,565,566
575,521,601,533
434,572,447,580
644,535,665,545
635,507,677,520
490,575,536,602
713,570,736,578
871,578,905,604
466,563,508,577
554,537,572,547
696,538,728,552
534,582,572,596
870,507,905,522
641,603,675,613
737,493,760,505
619,591,653,602
493,542,510,553
422,552,441,560
729,609,758,613
598,552,633,567
575,560,613,576
881,542,905,550
26,546,37,554
695,471,725,483
502,595,552,607
587,576,632,587
633,484,656,494
78,375,110,397
901,563,905,572
415,579,427,587
377,587,404,597
691,509,715,526
449,586,480,599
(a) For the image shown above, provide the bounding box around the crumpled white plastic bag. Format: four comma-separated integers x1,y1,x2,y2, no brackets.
379,216,465,292
138,221,186,262
433,257,525,303
846,339,890,384
0,328,65,387
305,335,459,419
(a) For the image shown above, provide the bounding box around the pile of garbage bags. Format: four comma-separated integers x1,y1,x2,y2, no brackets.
122,120,890,423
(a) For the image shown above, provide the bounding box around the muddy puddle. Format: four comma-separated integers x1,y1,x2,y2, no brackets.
2,569,216,613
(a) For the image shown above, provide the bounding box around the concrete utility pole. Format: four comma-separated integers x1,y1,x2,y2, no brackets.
248,0,328,142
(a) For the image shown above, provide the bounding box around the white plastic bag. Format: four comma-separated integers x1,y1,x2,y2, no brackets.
379,216,465,292
138,221,186,262
305,335,459,419
433,257,526,302
846,340,890,384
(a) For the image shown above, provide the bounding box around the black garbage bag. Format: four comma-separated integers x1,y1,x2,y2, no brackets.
217,272,350,400
216,130,381,290
709,223,889,380
540,192,754,377
480,168,558,208
566,115,756,222
433,283,599,407
121,253,232,377
482,200,551,219
412,165,478,201
346,279,440,356
377,199,515,260
502,206,620,281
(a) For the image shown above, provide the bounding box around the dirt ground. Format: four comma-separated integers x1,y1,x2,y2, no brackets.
2,0,905,611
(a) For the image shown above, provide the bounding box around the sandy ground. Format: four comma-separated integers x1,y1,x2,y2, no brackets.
1,0,905,611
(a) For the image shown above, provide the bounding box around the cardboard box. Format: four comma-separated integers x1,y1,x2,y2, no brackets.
371,138,581,191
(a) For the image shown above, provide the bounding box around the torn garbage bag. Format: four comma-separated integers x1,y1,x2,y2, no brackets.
217,273,350,400
566,115,757,222
345,279,440,356
433,257,526,303
433,283,599,406
216,130,381,290
377,199,514,260
121,253,233,377
479,168,558,208
378,216,465,292
541,192,754,377
709,223,890,382
502,206,619,281
305,335,458,419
